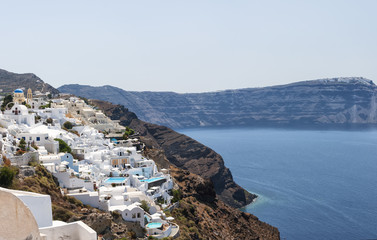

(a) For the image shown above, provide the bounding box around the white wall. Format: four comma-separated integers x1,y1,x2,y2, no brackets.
68,192,99,208
39,221,97,240
17,194,53,228
53,171,89,189
18,132,49,145
121,206,144,227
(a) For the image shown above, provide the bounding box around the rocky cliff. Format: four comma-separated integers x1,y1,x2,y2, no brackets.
89,100,278,239
0,69,59,95
60,77,377,128
90,99,256,209
169,166,279,240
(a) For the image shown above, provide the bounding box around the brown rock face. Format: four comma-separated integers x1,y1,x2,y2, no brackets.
130,119,256,208
170,167,280,240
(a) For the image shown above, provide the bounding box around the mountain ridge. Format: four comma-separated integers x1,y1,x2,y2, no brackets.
0,68,59,95
60,76,374,94
59,77,377,129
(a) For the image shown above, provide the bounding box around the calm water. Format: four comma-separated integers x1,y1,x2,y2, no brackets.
178,128,377,240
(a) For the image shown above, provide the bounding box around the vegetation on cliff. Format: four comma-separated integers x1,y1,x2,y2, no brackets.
6,164,143,239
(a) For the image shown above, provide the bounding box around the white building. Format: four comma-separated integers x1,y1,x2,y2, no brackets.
2,104,35,126
110,204,145,227
0,187,97,240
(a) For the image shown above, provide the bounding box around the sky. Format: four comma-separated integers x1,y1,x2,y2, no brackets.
1,0,377,93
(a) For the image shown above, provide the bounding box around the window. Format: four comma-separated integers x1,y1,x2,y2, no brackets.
132,213,136,219
36,137,40,141
22,137,25,140
137,213,141,218
29,137,32,140
45,137,48,140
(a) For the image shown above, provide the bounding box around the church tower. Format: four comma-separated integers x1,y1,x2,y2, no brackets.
27,88,33,104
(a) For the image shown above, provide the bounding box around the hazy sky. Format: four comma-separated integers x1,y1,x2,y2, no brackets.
1,0,377,93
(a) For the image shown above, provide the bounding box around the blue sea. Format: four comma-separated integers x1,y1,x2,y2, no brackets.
178,128,377,240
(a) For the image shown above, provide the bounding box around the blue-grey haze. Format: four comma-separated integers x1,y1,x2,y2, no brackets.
179,128,377,240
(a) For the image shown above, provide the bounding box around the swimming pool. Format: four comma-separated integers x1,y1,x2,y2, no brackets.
140,177,165,183
104,177,127,184
146,222,162,229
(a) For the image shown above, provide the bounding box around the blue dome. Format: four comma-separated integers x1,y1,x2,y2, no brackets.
14,89,23,93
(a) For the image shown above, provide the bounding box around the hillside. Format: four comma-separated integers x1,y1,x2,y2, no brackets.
89,99,256,209
0,69,278,239
1,67,255,208
88,99,279,239
0,69,59,95
60,78,377,128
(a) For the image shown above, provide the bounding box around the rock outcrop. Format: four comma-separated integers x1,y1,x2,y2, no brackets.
60,77,377,128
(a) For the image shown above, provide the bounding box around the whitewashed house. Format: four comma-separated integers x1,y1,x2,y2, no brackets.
0,187,97,240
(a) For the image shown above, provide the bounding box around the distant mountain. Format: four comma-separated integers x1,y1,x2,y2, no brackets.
0,68,59,95
59,77,377,128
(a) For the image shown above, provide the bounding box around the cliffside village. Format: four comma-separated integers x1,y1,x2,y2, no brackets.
0,88,179,239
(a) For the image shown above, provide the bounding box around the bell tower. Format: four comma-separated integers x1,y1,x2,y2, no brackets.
27,88,33,104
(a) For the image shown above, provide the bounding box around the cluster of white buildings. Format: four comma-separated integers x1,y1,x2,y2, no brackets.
0,88,179,239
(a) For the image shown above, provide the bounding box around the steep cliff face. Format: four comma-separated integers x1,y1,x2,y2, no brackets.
90,100,255,208
169,166,280,240
89,100,280,239
59,77,377,128
131,120,256,208
0,69,59,95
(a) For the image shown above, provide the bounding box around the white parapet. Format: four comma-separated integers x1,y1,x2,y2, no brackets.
39,221,97,240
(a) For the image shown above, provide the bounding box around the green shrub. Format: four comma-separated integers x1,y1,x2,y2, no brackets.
122,127,135,140
140,200,150,213
171,189,182,203
66,196,84,207
19,138,26,151
0,166,16,187
46,118,53,124
1,94,13,111
52,204,73,221
54,138,72,153
63,121,73,129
